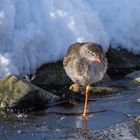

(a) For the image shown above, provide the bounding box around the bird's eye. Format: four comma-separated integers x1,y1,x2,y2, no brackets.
87,50,95,56
87,50,93,54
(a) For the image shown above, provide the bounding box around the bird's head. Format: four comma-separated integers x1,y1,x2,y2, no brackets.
80,43,105,63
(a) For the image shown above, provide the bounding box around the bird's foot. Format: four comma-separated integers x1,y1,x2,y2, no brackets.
82,114,87,119
69,83,80,93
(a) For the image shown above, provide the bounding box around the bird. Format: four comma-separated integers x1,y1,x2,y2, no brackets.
63,42,108,118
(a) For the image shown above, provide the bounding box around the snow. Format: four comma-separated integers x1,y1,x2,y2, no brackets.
0,0,140,78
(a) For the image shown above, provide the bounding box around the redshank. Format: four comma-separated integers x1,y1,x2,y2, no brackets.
63,42,107,118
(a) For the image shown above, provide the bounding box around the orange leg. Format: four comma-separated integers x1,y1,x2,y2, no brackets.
82,82,90,118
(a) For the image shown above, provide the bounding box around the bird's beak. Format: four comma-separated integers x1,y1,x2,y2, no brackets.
91,55,101,63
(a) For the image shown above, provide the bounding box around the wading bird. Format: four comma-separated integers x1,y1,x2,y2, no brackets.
63,42,107,118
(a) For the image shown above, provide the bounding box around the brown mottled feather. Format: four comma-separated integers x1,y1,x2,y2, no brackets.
63,42,107,87
63,42,88,67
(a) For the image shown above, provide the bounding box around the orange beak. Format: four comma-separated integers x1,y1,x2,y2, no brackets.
91,55,101,63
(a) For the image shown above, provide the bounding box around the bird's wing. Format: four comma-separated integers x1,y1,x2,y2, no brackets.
63,42,82,67
63,55,72,67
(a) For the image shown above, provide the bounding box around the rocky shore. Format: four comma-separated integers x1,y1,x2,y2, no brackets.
0,46,140,139
0,46,140,110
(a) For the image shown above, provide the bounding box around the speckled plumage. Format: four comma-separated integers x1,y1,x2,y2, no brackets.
63,42,107,87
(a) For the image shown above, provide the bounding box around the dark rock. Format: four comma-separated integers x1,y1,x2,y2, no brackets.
0,75,59,110
126,70,140,83
106,47,140,69
106,47,140,79
32,60,73,88
134,115,140,137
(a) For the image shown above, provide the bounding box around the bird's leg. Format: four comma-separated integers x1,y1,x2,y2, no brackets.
82,82,90,118
69,83,80,93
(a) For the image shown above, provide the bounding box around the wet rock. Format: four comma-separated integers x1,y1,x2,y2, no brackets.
106,47,140,79
106,47,140,69
126,70,140,83
134,115,140,137
90,86,118,96
0,75,59,110
68,84,117,97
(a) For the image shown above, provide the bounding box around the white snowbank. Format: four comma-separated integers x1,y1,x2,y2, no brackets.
0,0,140,78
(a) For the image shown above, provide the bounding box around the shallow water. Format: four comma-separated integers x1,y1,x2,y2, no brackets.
0,84,140,140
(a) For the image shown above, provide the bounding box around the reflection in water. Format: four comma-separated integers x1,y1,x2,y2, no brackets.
75,116,83,128
83,117,87,130
75,112,90,130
